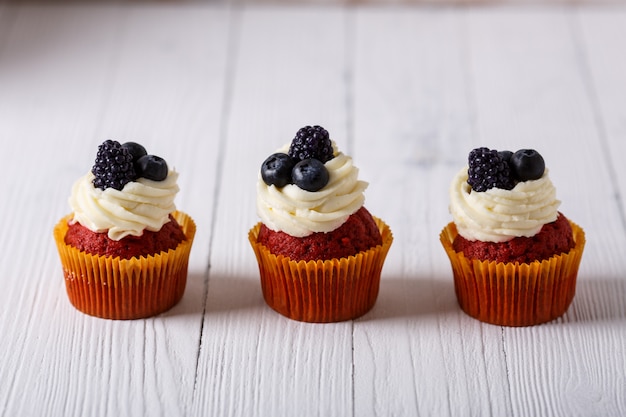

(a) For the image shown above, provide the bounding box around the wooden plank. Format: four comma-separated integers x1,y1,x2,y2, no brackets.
190,6,354,416
0,5,230,416
1,4,625,417
468,7,626,417
0,6,128,415
578,7,626,233
90,5,231,416
351,8,512,417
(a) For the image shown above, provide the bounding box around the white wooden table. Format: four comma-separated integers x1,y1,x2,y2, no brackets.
1,2,625,416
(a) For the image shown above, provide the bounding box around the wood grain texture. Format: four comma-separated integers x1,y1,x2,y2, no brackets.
0,4,229,417
191,7,355,416
578,8,626,231
469,7,626,417
0,4,625,417
352,8,512,417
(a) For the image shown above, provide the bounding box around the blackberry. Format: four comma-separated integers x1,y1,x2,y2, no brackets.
92,140,137,191
288,125,334,163
467,147,515,192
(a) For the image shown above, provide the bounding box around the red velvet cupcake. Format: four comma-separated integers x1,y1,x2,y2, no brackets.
257,206,382,261
451,212,574,264
54,140,195,319
249,126,392,323
440,147,585,326
64,214,186,259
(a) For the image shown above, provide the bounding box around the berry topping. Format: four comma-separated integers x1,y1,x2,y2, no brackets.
92,140,137,191
509,149,545,181
292,158,330,192
261,153,296,188
288,125,334,163
136,154,168,181
498,150,513,164
467,147,515,192
122,141,148,161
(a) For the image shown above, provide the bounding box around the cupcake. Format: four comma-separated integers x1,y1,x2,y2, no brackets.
54,140,196,319
249,125,393,323
440,147,585,326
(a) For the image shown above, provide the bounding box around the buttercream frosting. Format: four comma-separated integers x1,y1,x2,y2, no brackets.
257,144,367,237
449,166,560,242
69,170,179,240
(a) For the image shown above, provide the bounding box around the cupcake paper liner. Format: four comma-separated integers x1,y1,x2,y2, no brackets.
249,218,393,323
54,211,196,320
440,221,585,326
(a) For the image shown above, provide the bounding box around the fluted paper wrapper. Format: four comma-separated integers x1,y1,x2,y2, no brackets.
249,218,393,323
440,221,585,326
54,211,196,320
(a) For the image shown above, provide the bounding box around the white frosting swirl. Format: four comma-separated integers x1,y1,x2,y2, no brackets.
257,144,367,237
449,166,560,242
69,171,179,240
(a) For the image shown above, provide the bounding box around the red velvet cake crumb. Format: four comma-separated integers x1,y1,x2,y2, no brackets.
257,207,382,261
452,212,574,263
64,215,186,259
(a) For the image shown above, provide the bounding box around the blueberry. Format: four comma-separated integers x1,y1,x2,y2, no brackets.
121,142,148,161
292,159,329,192
136,155,168,181
510,149,545,181
261,153,296,188
498,150,513,164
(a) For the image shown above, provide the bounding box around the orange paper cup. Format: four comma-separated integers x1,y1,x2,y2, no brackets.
249,218,393,323
440,221,585,326
54,211,196,320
